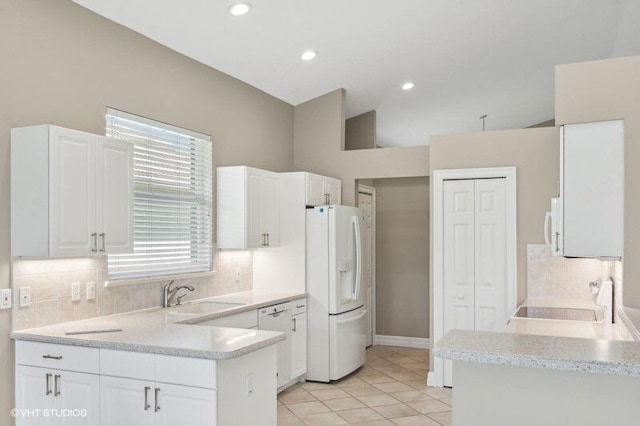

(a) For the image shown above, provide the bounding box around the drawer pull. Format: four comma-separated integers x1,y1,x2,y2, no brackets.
154,387,161,412
45,373,52,395
296,304,305,309
54,374,61,396
144,386,151,410
43,354,63,360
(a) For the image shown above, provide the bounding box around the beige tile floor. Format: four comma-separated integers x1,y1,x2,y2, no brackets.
278,345,452,425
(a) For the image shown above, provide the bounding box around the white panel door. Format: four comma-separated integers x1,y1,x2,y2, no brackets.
474,178,507,331
100,376,154,426
96,137,134,254
56,371,100,426
443,180,475,332
15,366,56,426
49,127,96,256
442,178,507,387
358,192,374,347
443,180,475,387
154,384,216,426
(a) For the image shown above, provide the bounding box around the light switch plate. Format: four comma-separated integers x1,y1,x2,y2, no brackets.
71,283,81,302
0,289,12,309
19,287,31,307
86,282,96,300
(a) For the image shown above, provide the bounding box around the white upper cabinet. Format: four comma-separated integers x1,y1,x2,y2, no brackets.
305,172,341,206
217,166,280,249
559,120,624,258
11,125,134,257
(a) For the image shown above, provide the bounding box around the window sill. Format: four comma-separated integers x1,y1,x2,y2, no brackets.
104,270,216,288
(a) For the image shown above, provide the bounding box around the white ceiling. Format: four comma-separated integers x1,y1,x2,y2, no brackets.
72,0,640,147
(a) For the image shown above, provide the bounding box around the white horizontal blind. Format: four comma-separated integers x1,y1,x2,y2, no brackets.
106,109,213,280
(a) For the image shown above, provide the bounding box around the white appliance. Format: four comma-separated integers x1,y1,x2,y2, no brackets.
258,302,291,389
306,205,366,382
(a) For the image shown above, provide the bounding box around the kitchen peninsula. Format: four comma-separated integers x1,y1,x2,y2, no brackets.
434,330,640,426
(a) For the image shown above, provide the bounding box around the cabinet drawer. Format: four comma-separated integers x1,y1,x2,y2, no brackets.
196,310,258,329
291,299,307,316
100,349,155,380
156,355,216,389
16,340,99,373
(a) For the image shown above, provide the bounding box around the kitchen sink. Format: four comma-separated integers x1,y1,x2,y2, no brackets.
173,301,245,314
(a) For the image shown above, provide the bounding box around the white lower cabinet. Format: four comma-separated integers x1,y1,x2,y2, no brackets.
100,376,216,426
15,365,100,426
290,302,307,380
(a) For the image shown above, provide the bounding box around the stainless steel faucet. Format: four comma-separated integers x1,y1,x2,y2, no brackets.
162,281,196,307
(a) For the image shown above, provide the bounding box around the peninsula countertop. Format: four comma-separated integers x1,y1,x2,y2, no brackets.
433,329,640,377
11,290,306,360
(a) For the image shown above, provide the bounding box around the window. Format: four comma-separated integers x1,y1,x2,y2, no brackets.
106,108,213,280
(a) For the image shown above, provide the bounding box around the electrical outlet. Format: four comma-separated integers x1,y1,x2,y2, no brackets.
20,287,31,307
245,373,255,397
86,282,96,300
235,267,241,282
0,289,12,309
71,283,81,302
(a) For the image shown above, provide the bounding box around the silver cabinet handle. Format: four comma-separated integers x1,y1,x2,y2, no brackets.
43,354,63,360
91,233,98,252
555,232,560,253
266,233,270,247
144,386,151,411
54,374,61,396
99,233,106,252
324,193,329,204
261,233,266,247
154,387,161,412
45,373,52,396
292,317,297,332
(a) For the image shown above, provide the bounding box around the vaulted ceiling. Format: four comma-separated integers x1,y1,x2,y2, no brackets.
72,0,640,147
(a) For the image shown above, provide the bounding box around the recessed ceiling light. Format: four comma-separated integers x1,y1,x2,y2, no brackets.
229,3,251,16
300,50,317,61
402,82,415,91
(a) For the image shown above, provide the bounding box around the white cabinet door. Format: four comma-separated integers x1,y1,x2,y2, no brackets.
56,371,100,426
263,172,280,247
561,120,624,258
218,166,280,249
154,383,216,426
325,178,342,205
247,168,265,248
306,173,326,206
96,137,134,254
15,366,99,426
49,127,96,257
100,376,154,426
305,174,342,206
290,312,307,379
15,366,56,426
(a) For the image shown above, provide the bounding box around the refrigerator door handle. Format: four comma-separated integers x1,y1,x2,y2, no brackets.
337,309,367,324
351,215,362,301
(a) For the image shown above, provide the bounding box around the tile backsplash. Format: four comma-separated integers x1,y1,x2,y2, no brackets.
12,251,253,330
527,244,612,301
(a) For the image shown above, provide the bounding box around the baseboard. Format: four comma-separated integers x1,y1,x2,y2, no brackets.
374,334,431,349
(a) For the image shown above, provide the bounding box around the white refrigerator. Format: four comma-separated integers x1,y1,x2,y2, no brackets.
306,205,367,382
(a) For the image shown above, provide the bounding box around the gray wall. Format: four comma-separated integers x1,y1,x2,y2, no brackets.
429,127,559,305
293,89,429,205
0,1,293,422
375,177,430,338
555,56,640,307
345,111,377,150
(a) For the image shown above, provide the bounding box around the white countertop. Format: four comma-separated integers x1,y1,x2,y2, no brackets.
11,291,306,360
433,329,640,377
